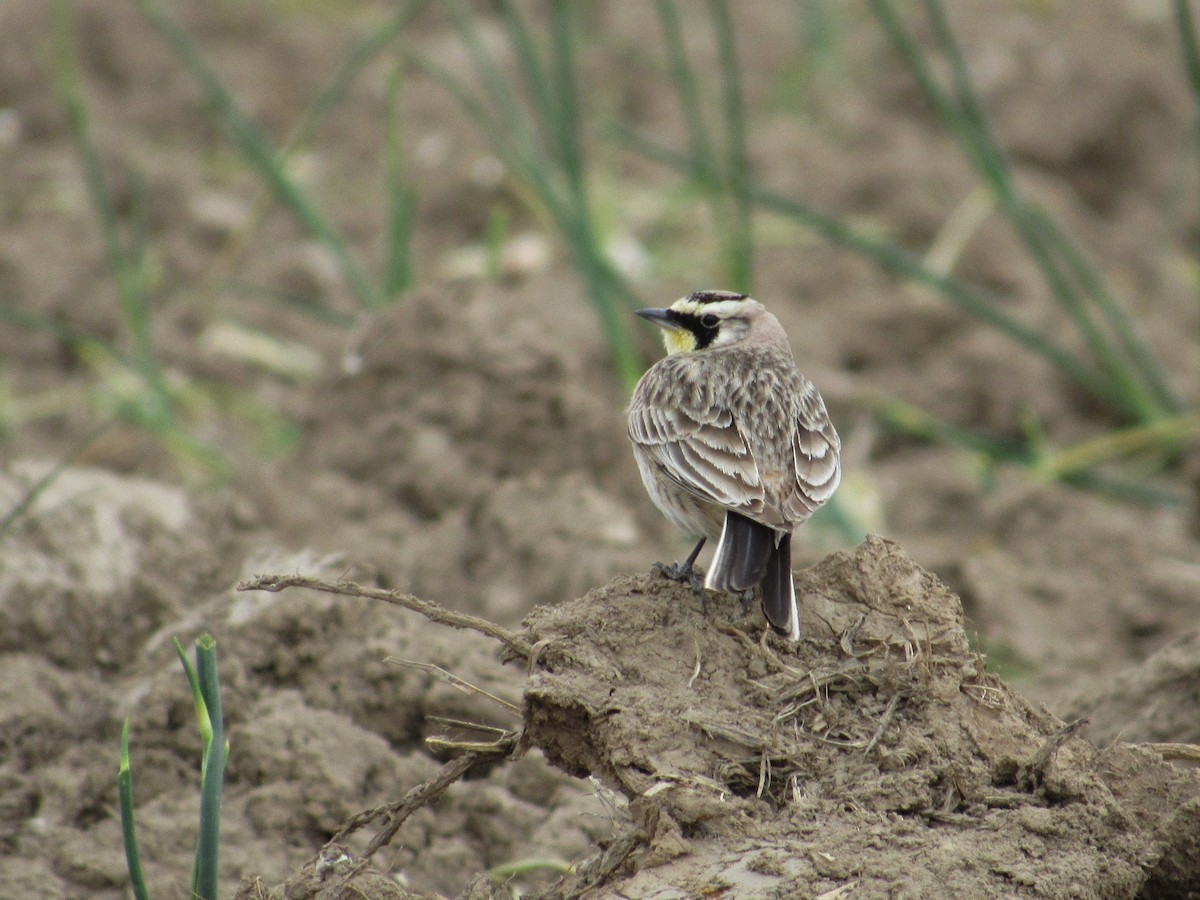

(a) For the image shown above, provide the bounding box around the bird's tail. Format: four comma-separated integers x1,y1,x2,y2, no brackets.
760,533,799,641
704,510,774,594
705,511,799,640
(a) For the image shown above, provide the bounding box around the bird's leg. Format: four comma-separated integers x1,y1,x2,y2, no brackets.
652,537,707,597
739,587,757,616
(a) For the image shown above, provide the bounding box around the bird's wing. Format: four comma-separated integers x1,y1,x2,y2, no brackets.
628,369,765,514
781,383,841,522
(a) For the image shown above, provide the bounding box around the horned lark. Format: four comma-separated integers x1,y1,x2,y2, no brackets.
627,290,841,640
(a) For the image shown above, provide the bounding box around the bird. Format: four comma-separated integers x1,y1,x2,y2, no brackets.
627,290,841,640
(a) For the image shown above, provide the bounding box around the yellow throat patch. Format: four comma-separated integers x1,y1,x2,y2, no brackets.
663,327,697,355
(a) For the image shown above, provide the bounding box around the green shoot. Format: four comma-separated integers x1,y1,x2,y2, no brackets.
52,0,230,476
173,638,212,751
488,857,573,882
485,206,512,282
707,0,753,293
192,634,226,900
0,422,113,542
53,0,159,392
120,636,227,899
1174,0,1200,144
118,721,150,900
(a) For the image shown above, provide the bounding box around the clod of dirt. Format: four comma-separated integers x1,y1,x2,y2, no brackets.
1067,628,1200,747
515,536,1200,898
0,461,198,670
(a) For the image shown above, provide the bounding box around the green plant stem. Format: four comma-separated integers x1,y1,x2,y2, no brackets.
615,125,1123,406
1058,470,1189,507
655,0,754,290
383,64,416,299
53,1,168,403
868,395,1027,462
489,857,573,879
707,0,753,292
1036,412,1200,480
870,0,1170,423
134,0,382,309
548,0,586,206
655,0,718,188
192,635,225,900
0,421,114,541
1174,0,1200,310
918,0,1169,420
118,721,150,900
285,0,431,157
428,1,645,389
1028,209,1183,413
1175,0,1200,105
174,638,210,748
53,0,235,475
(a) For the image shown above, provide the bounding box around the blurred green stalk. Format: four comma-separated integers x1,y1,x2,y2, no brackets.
53,0,160,394
1035,412,1200,481
1173,0,1200,243
1174,0,1200,120
383,63,417,300
0,422,113,542
52,0,228,475
420,0,646,390
869,0,1181,422
134,0,383,310
654,0,754,292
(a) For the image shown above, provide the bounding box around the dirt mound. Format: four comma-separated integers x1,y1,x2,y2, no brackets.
518,537,1200,897
247,538,1200,899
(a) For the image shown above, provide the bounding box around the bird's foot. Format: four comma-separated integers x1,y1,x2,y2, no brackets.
652,559,705,598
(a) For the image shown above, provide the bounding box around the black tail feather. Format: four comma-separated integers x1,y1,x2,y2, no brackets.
705,510,774,593
760,533,799,640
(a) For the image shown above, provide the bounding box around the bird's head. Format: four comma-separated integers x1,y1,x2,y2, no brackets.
636,290,781,355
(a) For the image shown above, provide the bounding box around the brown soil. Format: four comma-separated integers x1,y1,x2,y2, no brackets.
2,1,1200,898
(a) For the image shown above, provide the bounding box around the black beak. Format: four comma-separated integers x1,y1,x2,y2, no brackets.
635,307,680,328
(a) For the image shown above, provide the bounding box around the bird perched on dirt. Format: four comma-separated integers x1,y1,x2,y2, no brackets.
627,290,841,640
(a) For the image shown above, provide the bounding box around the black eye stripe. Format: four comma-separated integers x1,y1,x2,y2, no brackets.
668,310,721,349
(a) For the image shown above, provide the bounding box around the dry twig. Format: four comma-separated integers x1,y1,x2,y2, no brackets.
387,657,521,713
237,573,534,659
535,828,646,900
327,732,520,860
862,690,909,755
1019,718,1087,791
1148,742,1200,766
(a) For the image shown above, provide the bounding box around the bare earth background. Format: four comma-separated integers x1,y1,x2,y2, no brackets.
2,1,1200,897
